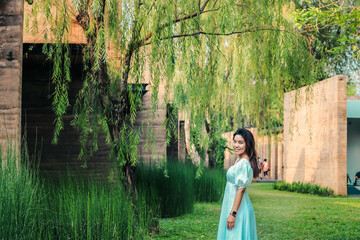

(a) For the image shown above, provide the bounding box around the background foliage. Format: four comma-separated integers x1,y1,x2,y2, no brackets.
295,0,360,94
25,0,316,174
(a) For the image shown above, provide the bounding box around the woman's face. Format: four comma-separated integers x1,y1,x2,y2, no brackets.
233,134,246,156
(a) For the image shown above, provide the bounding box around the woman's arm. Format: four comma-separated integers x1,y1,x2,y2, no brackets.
226,188,246,230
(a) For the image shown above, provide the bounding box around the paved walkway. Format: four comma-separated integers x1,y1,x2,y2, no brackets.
256,178,278,183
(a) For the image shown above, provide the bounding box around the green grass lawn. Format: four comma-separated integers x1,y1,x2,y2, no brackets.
152,183,360,240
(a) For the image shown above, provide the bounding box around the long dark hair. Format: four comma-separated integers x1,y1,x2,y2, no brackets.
233,128,260,178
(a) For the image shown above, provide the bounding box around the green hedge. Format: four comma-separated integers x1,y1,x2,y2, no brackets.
273,181,334,196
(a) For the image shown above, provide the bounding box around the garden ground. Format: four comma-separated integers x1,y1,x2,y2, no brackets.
153,183,360,240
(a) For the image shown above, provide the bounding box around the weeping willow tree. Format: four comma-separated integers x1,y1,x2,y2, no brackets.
26,0,314,188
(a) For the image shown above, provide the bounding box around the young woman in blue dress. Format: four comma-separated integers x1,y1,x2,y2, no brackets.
217,128,260,240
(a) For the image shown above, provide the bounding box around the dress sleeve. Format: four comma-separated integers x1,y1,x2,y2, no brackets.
235,160,251,189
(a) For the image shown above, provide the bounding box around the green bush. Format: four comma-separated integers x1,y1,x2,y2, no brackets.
273,181,334,196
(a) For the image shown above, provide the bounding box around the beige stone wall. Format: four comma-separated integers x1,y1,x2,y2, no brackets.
0,0,23,155
23,1,86,44
277,134,284,181
283,75,347,195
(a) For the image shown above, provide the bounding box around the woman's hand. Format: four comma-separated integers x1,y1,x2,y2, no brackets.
226,214,236,230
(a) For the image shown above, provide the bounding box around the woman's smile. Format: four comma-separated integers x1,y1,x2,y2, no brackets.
234,148,243,153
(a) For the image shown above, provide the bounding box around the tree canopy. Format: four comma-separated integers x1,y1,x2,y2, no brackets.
26,0,314,183
296,0,360,92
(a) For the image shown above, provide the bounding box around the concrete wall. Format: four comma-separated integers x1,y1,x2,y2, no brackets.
277,134,284,180
283,75,347,195
0,0,23,154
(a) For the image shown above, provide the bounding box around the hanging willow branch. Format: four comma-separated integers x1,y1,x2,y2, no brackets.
26,0,315,186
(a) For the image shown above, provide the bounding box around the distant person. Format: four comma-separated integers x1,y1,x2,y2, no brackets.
217,128,260,239
354,172,360,186
262,159,269,177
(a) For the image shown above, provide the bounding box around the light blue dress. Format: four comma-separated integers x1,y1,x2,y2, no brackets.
217,158,257,240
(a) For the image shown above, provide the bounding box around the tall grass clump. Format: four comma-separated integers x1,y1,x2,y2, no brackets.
0,144,44,239
1,143,157,239
41,177,142,239
136,159,227,217
273,181,334,196
194,167,226,202
136,160,195,217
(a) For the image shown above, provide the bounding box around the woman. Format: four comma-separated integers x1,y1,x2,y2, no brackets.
217,128,260,240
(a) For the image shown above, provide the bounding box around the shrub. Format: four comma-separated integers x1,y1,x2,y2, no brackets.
273,181,334,196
